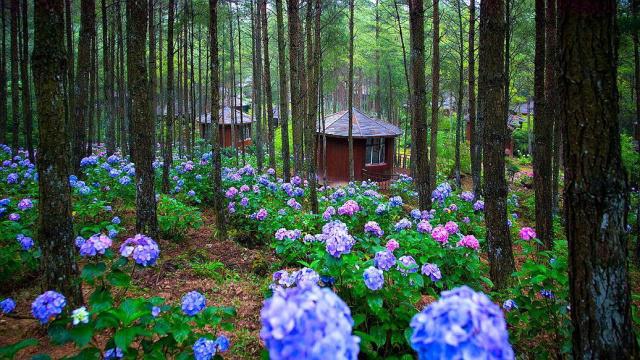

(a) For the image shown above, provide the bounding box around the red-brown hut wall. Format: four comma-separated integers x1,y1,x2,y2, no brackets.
316,137,395,182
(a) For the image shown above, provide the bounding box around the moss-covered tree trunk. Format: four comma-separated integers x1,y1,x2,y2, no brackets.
32,0,82,306
479,0,515,289
559,0,639,357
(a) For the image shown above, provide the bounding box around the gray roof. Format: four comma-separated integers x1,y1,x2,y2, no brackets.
512,100,534,115
198,106,253,125
317,108,402,138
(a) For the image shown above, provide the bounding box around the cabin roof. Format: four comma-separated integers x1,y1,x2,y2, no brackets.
198,106,253,125
511,100,534,115
317,108,402,138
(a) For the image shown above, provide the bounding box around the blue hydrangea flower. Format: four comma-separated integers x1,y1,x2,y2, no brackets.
321,221,355,258
503,299,517,311
389,196,403,207
293,267,320,289
260,285,360,359
151,306,161,317
394,218,413,231
118,176,131,185
31,291,66,324
410,209,422,220
375,203,387,214
104,347,124,359
421,263,442,282
410,286,514,359
215,335,230,352
374,250,396,271
78,234,112,257
7,173,18,184
193,337,217,360
16,234,34,251
17,198,33,211
540,289,554,299
364,221,384,237
397,255,418,275
363,267,384,291
111,216,121,225
1,298,16,314
181,291,206,316
119,234,160,266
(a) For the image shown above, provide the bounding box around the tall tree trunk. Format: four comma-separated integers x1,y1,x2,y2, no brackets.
127,0,158,238
163,0,175,193
428,0,440,192
287,0,303,175
116,1,127,156
0,0,6,145
454,0,464,188
237,8,246,164
32,0,82,306
149,0,157,151
87,32,96,155
261,0,276,172
504,0,511,121
375,0,381,118
65,0,74,149
409,0,430,210
253,0,264,171
533,0,553,249
20,0,33,162
73,0,95,173
348,0,355,181
468,0,480,196
103,0,115,155
635,0,640,145
479,0,514,289
10,0,20,154
560,0,639,357
209,0,226,238
276,0,290,181
303,0,320,213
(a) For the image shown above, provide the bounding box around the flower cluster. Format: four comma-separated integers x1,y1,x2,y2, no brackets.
260,285,360,359
119,234,160,266
374,250,396,271
421,263,442,282
77,234,113,257
337,200,360,216
31,291,67,324
364,221,384,237
193,335,230,360
457,235,480,250
275,228,302,241
410,286,513,359
519,227,537,240
182,291,207,316
395,218,413,231
397,255,418,275
363,267,384,291
431,225,449,244
16,234,34,251
319,221,355,258
1,298,15,314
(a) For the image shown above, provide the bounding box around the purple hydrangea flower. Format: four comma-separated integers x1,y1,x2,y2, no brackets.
16,234,34,250
431,226,449,244
8,213,20,221
323,206,336,220
519,227,537,240
386,239,399,252
431,182,452,203
444,221,459,234
503,299,518,311
225,187,239,198
294,267,320,289
227,202,236,214
457,235,480,250
181,291,207,316
31,291,66,324
240,197,249,207
410,286,513,359
463,217,471,224
363,267,384,291
460,191,475,202
1,298,16,314
410,209,422,220
364,221,384,237
322,221,356,258
287,198,302,210
256,208,268,221
417,220,433,234
151,306,161,317
119,234,160,266
338,200,360,216
17,198,33,211
421,263,442,282
78,234,112,257
473,200,485,211
395,218,413,231
374,250,396,271
397,255,418,275
260,285,360,359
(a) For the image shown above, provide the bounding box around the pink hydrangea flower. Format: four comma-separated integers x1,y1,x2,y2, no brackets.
431,226,449,244
417,220,433,234
444,221,459,234
337,200,360,216
457,235,480,250
386,239,399,252
519,227,537,240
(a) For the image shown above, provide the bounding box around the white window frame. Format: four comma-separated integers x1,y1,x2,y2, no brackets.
365,138,386,165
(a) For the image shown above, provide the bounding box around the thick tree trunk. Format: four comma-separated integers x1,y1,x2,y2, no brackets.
287,0,303,175
409,0,430,210
209,0,226,238
116,1,127,156
149,0,157,150
454,0,464,188
32,0,82,306
479,0,514,289
533,0,553,249
73,0,95,173
428,0,440,193
303,0,320,213
0,0,6,145
468,0,480,196
20,0,33,162
10,0,20,154
237,10,246,165
559,1,639,357
276,0,290,181
253,0,264,171
348,0,355,181
127,0,158,238
261,0,276,172
65,0,74,148
163,0,175,194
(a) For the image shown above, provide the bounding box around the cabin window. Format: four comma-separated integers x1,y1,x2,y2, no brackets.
365,138,386,165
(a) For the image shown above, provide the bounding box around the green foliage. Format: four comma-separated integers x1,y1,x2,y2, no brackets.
157,196,203,241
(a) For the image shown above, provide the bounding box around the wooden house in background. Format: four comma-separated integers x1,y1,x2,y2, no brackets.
316,108,402,182
198,106,253,148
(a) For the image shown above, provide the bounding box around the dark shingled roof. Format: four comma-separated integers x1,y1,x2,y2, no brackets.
198,106,253,125
317,108,402,138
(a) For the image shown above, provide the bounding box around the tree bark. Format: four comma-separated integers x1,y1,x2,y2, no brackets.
65,0,74,149
559,0,639,357
479,0,514,289
149,0,157,151
409,0,430,210
20,0,33,162
454,0,464,188
533,0,553,249
468,0,480,196
253,0,264,171
209,0,226,238
261,0,276,172
0,0,6,145
276,0,291,181
428,0,440,193
287,0,303,175
348,0,355,181
163,0,175,194
32,0,82,306
10,0,20,154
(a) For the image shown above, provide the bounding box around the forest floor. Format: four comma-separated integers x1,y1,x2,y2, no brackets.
0,208,272,360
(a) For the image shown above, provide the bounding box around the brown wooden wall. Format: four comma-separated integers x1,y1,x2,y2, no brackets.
316,136,395,182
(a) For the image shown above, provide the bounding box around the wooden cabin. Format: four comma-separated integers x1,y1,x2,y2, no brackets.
316,108,402,182
198,106,253,148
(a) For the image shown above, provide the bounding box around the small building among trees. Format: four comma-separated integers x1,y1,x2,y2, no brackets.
199,106,253,148
316,108,402,182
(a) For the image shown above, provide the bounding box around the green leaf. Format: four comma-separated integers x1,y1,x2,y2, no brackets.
89,288,113,313
107,270,131,287
480,276,494,288
68,325,94,347
31,355,52,360
0,338,39,358
370,325,387,348
81,263,107,281
48,324,72,345
367,296,384,313
530,274,547,284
